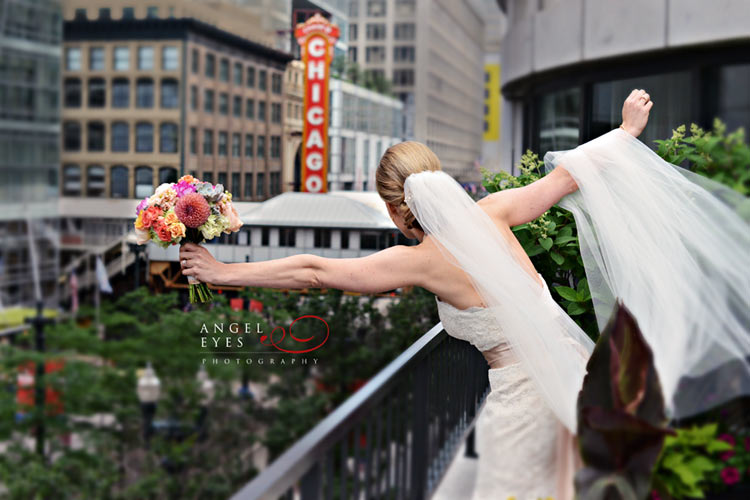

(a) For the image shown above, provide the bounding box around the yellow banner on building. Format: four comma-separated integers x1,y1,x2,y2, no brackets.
483,63,500,142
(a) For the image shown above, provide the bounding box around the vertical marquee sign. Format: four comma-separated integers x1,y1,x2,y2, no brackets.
295,14,339,193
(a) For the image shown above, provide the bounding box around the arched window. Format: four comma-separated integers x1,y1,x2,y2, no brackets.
112,78,130,108
134,166,153,198
88,77,106,107
63,121,81,151
86,165,105,197
111,121,129,152
87,121,105,151
64,78,81,107
160,78,178,108
63,164,81,196
136,77,154,108
159,167,178,185
135,122,153,152
111,165,129,198
159,122,178,153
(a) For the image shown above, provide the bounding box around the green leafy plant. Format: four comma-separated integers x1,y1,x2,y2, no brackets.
651,423,734,499
654,119,750,195
481,119,750,342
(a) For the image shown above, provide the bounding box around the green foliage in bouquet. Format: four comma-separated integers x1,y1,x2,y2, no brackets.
574,302,674,500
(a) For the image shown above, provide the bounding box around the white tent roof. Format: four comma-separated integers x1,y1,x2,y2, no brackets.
239,191,396,229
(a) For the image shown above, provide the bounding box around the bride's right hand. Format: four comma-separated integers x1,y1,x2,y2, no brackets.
620,88,653,138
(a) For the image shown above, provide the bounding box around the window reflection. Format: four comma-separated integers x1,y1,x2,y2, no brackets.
537,87,580,154
592,72,692,148
717,63,750,135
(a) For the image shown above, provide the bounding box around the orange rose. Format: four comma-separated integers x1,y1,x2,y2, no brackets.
178,174,195,184
227,205,243,232
153,218,172,242
140,206,162,229
169,222,186,239
164,211,180,226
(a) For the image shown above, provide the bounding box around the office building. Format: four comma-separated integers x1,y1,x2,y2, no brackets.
0,0,62,307
496,0,750,173
347,0,488,182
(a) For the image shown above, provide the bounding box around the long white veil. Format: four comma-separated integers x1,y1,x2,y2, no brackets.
404,171,595,434
543,128,750,422
404,127,750,435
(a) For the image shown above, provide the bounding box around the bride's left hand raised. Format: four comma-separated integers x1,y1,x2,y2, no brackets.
621,88,653,138
180,243,227,283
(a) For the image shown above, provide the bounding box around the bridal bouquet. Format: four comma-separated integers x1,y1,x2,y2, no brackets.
134,174,242,303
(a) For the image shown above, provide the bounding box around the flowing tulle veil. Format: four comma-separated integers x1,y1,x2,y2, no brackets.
404,171,595,434
543,128,750,422
403,128,750,434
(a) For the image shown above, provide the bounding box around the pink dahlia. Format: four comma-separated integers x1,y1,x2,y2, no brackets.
720,466,740,485
718,433,736,447
175,193,211,228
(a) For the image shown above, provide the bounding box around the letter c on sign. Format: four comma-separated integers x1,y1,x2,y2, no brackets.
308,37,326,58
307,106,324,126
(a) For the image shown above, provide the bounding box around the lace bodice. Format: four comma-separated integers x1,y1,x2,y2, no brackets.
436,273,553,352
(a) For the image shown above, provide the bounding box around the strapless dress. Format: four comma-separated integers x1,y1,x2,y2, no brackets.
434,273,579,500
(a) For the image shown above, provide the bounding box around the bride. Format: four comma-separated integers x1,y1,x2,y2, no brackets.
180,90,750,499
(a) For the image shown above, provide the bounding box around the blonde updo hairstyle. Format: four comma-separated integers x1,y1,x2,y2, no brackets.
376,141,442,232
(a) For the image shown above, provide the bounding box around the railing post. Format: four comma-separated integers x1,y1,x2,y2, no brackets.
464,428,478,458
300,462,321,500
410,359,430,500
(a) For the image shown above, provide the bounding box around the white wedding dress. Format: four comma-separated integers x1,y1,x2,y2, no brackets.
436,273,580,500
405,129,749,500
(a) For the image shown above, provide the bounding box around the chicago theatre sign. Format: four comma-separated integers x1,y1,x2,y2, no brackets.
295,14,339,193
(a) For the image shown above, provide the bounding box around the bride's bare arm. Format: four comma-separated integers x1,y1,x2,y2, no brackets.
480,88,653,227
180,243,426,294
478,166,579,227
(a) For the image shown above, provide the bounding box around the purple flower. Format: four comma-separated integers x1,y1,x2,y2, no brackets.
135,197,149,215
174,180,197,198
720,466,740,485
718,433,736,447
720,450,735,461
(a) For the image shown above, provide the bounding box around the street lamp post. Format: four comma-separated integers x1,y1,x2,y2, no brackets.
126,232,145,290
136,362,161,445
136,363,215,448
24,300,54,458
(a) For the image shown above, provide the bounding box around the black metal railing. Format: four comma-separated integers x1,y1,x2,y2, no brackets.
232,322,490,500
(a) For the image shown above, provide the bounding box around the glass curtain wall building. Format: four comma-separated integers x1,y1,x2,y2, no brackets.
496,0,750,174
0,0,62,307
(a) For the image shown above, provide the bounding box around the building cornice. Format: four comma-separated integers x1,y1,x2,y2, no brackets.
64,18,294,64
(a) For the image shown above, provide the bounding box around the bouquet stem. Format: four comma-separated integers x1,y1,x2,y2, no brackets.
183,228,213,304
187,276,213,303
